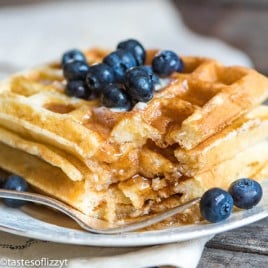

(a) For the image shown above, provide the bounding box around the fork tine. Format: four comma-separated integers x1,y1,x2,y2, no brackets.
98,197,201,234
0,189,200,234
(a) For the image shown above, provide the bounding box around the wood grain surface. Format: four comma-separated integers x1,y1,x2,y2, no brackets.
198,217,268,267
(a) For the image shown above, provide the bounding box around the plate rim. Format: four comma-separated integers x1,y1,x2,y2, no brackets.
0,205,267,247
0,179,267,247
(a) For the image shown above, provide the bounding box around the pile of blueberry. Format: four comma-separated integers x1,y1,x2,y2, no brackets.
61,39,184,110
0,175,28,208
200,178,263,223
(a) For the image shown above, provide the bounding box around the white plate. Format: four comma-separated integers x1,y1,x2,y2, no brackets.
0,179,267,247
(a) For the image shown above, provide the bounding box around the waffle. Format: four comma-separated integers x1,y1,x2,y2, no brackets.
0,139,268,223
0,48,268,224
1,49,268,185
175,105,268,176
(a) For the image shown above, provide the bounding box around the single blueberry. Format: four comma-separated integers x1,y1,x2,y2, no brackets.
65,80,92,99
101,84,132,110
200,188,234,223
61,49,87,66
152,50,184,76
2,175,28,208
63,61,90,81
125,67,154,102
117,39,146,65
103,49,137,83
138,66,160,86
229,178,263,209
85,63,115,95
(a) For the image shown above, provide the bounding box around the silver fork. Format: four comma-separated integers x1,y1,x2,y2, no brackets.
0,189,200,234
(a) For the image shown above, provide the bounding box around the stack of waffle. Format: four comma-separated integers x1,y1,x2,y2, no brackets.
0,49,268,225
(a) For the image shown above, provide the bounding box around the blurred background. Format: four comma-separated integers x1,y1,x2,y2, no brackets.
0,0,267,78
173,0,268,74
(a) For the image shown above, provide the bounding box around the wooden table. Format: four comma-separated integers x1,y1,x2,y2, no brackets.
198,217,268,267
172,1,268,266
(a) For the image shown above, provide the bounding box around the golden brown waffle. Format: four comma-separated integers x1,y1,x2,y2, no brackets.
1,49,268,187
0,48,268,224
175,105,268,176
0,139,268,223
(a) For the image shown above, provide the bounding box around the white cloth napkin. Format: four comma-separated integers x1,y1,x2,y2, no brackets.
0,0,252,267
0,0,251,79
0,231,213,268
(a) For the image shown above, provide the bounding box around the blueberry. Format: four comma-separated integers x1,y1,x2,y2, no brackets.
229,178,263,209
101,84,132,110
63,61,90,81
2,175,28,208
85,63,115,95
61,49,86,66
200,188,234,223
125,67,154,102
117,39,146,65
65,80,92,99
103,49,137,83
152,50,184,76
138,66,160,86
